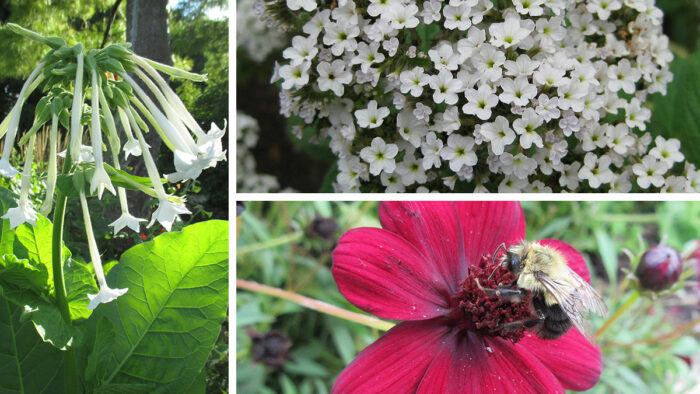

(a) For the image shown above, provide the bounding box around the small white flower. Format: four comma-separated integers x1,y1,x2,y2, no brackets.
396,154,427,185
317,60,353,96
607,59,642,94
478,116,515,155
279,61,311,90
360,137,399,175
351,42,385,73
513,108,544,149
440,134,477,172
443,4,472,31
429,70,462,105
499,77,536,107
399,67,429,97
428,43,460,71
286,0,316,11
648,136,684,168
489,13,532,48
397,110,428,148
633,156,669,189
283,35,319,66
355,100,390,128
500,152,537,179
387,4,419,29
534,94,561,121
462,85,498,120
421,132,444,170
110,212,146,234
513,0,544,16
625,98,651,130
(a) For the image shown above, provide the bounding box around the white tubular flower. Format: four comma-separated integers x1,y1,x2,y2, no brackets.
2,134,38,229
133,126,190,231
120,73,195,154
116,108,140,159
80,190,128,310
109,188,146,234
89,68,116,199
0,62,45,177
39,114,59,216
70,49,85,163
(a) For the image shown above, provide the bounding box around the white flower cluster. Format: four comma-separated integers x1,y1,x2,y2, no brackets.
236,112,285,192
237,0,287,62
267,0,699,192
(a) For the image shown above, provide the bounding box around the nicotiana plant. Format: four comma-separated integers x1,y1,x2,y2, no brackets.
265,0,700,192
0,24,228,393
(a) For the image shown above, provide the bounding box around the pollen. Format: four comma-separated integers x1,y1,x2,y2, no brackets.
451,254,534,343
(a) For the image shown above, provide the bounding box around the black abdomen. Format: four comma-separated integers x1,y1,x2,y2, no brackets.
533,294,573,340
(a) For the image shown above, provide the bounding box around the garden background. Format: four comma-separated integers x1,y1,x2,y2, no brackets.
236,0,700,192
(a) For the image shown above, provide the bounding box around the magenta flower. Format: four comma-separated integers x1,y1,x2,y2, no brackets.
331,202,602,393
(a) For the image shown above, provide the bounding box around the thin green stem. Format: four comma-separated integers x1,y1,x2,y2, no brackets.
595,291,640,340
236,279,395,331
236,232,304,256
594,214,659,223
52,154,79,393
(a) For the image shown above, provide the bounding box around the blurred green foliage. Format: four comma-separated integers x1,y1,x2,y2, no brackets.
237,201,700,393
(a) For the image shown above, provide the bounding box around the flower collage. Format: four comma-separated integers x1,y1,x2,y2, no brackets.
236,0,700,393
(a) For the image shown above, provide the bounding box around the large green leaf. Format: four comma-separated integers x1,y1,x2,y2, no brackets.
89,220,228,392
649,48,700,166
0,295,64,393
64,259,99,321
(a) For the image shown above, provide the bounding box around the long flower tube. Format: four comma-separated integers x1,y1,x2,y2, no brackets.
79,189,128,309
2,134,38,228
116,107,141,159
89,67,116,198
99,91,146,233
69,47,85,163
133,124,189,231
133,56,206,139
39,113,59,215
0,62,45,177
133,68,192,140
120,72,197,154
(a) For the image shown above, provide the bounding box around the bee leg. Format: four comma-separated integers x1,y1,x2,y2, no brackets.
501,311,546,332
475,278,524,303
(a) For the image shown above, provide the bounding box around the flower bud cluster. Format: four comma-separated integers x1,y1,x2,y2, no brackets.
267,0,698,192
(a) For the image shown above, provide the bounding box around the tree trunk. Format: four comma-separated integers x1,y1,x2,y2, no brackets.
125,0,170,217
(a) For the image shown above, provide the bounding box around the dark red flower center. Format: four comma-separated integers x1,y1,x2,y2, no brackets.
450,254,534,343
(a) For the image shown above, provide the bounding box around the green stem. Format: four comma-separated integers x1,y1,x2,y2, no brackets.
236,279,395,331
236,232,304,256
595,291,640,340
594,214,658,223
52,155,78,393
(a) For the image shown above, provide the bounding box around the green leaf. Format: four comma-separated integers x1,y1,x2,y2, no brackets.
0,254,49,297
64,259,99,321
649,48,700,166
90,220,229,392
0,187,18,257
0,296,64,393
595,229,618,288
21,299,75,350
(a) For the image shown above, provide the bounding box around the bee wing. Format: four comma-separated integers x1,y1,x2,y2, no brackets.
535,269,606,343
564,265,609,318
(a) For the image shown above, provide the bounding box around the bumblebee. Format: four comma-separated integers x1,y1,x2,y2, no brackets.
479,241,609,342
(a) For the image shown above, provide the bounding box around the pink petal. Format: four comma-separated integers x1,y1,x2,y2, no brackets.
454,201,526,270
332,318,453,394
332,228,451,321
538,239,591,283
417,331,565,393
519,330,602,391
379,202,466,295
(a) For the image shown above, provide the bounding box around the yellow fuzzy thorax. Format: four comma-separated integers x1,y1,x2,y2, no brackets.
512,241,570,306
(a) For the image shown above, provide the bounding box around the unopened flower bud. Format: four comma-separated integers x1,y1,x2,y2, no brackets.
248,330,291,367
307,217,339,241
636,245,682,291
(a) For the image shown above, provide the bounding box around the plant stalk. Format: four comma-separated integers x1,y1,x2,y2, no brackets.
236,232,304,256
52,154,78,393
236,279,395,331
595,291,640,340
